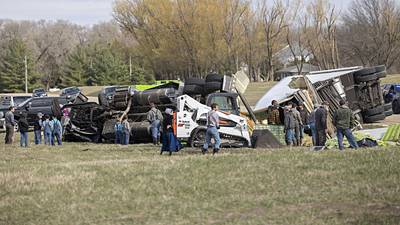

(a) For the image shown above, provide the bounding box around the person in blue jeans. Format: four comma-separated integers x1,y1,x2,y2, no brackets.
43,115,53,145
33,113,43,145
147,102,163,145
284,106,296,146
114,118,123,144
121,116,131,145
50,116,63,146
18,112,29,148
333,100,358,150
202,103,221,155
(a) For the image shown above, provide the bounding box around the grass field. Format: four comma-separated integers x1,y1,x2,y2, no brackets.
1,132,400,225
381,74,400,84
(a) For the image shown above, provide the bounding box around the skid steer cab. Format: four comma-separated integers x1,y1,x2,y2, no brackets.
175,94,251,148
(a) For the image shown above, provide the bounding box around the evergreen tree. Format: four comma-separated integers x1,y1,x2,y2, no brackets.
62,46,89,87
0,38,39,92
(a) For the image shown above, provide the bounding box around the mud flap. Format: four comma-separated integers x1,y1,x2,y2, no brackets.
251,129,283,149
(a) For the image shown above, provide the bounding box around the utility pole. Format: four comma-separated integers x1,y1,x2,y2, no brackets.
129,55,132,81
24,55,28,93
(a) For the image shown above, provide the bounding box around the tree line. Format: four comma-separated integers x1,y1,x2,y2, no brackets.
0,0,399,93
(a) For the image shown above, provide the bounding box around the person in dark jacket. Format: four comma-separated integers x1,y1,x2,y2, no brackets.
33,113,43,145
4,106,16,144
18,112,29,148
315,101,329,147
333,100,358,150
284,106,296,146
267,100,281,125
297,103,308,146
308,104,319,146
160,108,182,155
289,102,302,146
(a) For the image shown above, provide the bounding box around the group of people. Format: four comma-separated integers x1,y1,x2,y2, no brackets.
267,99,358,150
4,106,63,147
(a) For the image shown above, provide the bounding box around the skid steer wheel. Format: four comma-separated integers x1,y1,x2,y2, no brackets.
363,113,386,123
206,74,224,83
362,106,384,117
189,129,206,148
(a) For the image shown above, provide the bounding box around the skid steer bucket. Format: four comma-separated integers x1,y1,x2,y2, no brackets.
251,129,283,149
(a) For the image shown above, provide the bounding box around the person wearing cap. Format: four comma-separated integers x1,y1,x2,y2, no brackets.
147,102,163,145
4,106,16,144
202,103,221,154
333,100,358,150
34,113,43,145
43,115,53,145
289,102,302,146
315,101,329,147
160,108,182,155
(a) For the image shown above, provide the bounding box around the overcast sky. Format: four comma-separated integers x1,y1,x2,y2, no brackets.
0,0,350,26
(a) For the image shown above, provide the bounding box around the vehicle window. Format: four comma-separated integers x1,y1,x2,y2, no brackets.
105,87,117,94
13,96,31,105
210,96,234,112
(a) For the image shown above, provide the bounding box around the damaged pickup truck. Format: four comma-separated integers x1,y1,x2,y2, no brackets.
63,71,281,148
254,66,390,126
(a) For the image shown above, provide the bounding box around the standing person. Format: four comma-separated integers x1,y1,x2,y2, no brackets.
18,112,29,148
160,108,182,155
308,104,319,146
51,116,63,146
33,113,43,145
290,103,303,146
333,100,359,150
202,103,221,155
284,106,296,146
43,115,53,145
297,103,309,146
315,101,329,147
267,100,281,125
121,116,131,145
147,102,163,145
114,117,123,144
4,106,16,144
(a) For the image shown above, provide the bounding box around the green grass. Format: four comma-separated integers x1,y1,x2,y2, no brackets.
244,81,277,106
381,74,400,84
1,132,400,224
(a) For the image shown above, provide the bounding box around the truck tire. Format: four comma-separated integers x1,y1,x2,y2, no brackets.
384,103,392,111
355,73,378,83
362,106,384,117
374,65,386,73
385,109,393,117
206,74,224,83
363,113,386,123
189,129,206,148
183,84,203,95
375,71,387,79
184,78,205,86
393,100,400,114
354,67,376,77
204,81,222,94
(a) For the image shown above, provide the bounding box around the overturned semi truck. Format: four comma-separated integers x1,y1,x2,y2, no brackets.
63,71,282,148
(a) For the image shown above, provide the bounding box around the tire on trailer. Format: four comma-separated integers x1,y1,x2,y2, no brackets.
384,103,392,111
362,106,384,117
183,84,204,95
354,67,376,77
384,109,393,117
363,113,386,123
204,81,222,94
374,65,386,73
205,74,224,83
376,71,387,79
393,100,400,114
184,78,206,86
355,73,378,83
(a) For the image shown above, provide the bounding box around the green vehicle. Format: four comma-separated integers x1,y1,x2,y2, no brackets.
134,80,181,91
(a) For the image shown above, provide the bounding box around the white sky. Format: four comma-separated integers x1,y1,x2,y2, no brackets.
0,0,350,26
